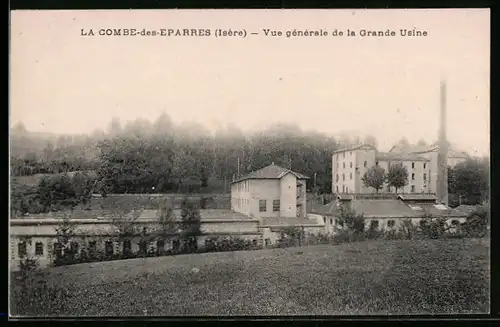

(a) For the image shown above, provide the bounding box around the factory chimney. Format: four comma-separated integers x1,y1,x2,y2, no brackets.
436,79,449,205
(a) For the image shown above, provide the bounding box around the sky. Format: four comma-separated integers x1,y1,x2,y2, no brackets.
10,9,490,156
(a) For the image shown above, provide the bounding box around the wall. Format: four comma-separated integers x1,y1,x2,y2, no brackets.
333,149,364,194
377,160,429,194
250,179,281,218
280,173,297,218
231,180,251,215
10,218,262,270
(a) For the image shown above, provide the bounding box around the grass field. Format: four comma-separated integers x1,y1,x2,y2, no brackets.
11,238,489,316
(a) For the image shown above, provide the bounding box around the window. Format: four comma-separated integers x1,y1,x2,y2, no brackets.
330,218,333,225
343,152,345,158
157,240,165,252
350,151,352,156
350,173,352,180
423,173,427,181
273,199,280,212
411,185,415,192
387,220,395,228
70,241,79,254
123,240,131,253
375,161,379,166
423,163,427,169
18,242,27,258
343,162,345,169
342,185,345,193
54,242,63,257
323,217,326,223
336,174,339,182
350,162,353,168
336,186,339,192
370,220,379,229
342,174,345,181
35,242,44,256
411,173,415,180
259,200,267,212
105,241,114,256
412,162,415,169
265,239,271,247
88,241,97,252
364,161,367,167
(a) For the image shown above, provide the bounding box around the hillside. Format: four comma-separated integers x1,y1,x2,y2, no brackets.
10,238,489,316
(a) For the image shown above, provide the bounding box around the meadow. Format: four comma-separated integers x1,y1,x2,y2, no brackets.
10,238,489,316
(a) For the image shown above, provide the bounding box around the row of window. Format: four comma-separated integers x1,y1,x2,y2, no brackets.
235,180,250,192
323,218,461,229
259,199,280,212
335,151,353,160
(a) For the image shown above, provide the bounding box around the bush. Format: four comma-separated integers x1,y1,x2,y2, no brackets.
11,257,69,316
463,207,489,238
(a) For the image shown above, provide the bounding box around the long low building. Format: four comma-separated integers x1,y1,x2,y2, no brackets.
308,193,469,234
10,206,325,270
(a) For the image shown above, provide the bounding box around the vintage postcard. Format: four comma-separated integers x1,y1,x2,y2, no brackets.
9,9,490,317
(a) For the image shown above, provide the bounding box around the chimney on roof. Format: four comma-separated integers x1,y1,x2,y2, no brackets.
436,79,449,206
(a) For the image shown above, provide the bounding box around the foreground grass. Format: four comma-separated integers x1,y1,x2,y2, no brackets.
10,238,489,316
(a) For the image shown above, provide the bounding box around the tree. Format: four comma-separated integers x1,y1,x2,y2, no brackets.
417,139,428,146
54,213,78,265
37,174,78,211
108,117,122,135
398,219,417,239
363,135,378,148
362,166,386,193
179,199,202,252
156,203,178,255
335,207,365,241
448,158,489,205
386,162,409,193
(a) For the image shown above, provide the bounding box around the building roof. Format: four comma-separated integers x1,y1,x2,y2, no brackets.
375,152,430,162
308,201,342,216
397,194,437,202
389,142,468,158
260,217,323,228
333,144,376,154
336,194,353,201
17,209,254,221
454,205,480,214
231,163,309,184
417,204,468,218
350,199,422,218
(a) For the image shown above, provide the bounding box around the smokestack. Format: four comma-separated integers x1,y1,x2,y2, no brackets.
436,79,449,205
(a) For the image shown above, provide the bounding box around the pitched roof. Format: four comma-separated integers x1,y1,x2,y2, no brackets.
350,199,422,218
397,194,437,202
261,217,323,227
308,201,342,216
18,209,254,221
231,163,309,184
389,142,468,158
454,205,480,214
333,144,377,154
417,204,468,218
375,152,430,162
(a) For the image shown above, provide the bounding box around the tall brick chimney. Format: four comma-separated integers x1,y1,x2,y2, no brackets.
436,79,449,205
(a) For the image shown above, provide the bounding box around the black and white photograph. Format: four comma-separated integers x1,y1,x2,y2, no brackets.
9,9,490,317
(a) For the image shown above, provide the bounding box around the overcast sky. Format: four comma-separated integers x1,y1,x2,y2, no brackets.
10,9,490,156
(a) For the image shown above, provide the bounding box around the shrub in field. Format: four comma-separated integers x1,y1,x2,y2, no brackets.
334,207,365,242
398,220,417,240
463,207,489,238
418,216,447,239
11,257,69,316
